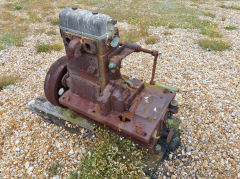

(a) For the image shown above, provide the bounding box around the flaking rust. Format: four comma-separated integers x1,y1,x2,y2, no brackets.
44,7,181,153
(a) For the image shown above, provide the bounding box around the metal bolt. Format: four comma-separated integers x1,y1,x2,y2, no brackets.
170,100,178,107
155,144,162,152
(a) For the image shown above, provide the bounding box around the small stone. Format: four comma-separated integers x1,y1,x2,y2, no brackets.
81,128,85,133
182,150,185,156
69,149,74,155
15,140,20,145
27,166,34,173
25,162,30,169
15,147,20,152
53,175,60,179
82,149,86,154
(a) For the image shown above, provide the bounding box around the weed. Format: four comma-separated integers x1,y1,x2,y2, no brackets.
0,33,23,50
48,162,64,176
47,29,57,35
163,31,172,35
36,43,52,53
220,5,240,10
198,39,231,51
229,5,240,10
51,19,60,26
224,25,237,30
69,128,147,178
0,75,19,88
34,28,46,34
12,2,23,10
200,24,222,38
120,29,143,43
168,23,175,29
31,16,43,23
36,42,63,52
145,36,159,44
203,11,216,18
52,43,62,51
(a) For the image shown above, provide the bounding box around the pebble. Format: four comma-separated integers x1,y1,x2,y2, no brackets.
15,140,19,145
27,166,34,173
69,150,74,155
25,162,30,169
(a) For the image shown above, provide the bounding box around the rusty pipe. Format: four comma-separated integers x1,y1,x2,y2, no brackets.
119,43,159,85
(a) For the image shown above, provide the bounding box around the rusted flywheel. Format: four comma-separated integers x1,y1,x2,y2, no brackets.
44,56,68,106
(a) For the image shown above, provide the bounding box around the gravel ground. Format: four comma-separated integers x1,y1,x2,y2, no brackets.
0,0,240,178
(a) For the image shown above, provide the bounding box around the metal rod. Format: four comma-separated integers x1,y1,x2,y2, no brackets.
150,53,158,85
119,43,158,85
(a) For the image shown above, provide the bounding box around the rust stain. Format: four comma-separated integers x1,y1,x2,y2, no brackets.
167,128,174,143
122,96,142,122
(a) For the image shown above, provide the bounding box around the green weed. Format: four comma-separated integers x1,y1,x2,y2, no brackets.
198,39,231,51
47,29,57,35
220,5,240,10
224,25,237,30
48,162,64,176
52,43,63,51
200,25,222,38
69,128,147,178
36,43,63,53
51,19,60,26
0,33,23,50
36,43,52,53
12,2,23,10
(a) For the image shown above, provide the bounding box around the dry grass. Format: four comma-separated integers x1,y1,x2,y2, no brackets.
145,36,159,44
203,11,216,18
119,28,148,43
47,29,57,35
0,75,19,88
163,31,172,35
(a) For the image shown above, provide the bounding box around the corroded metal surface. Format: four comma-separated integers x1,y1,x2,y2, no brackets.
44,56,68,106
44,7,180,151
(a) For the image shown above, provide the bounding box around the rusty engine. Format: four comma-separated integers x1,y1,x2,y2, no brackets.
44,7,180,152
